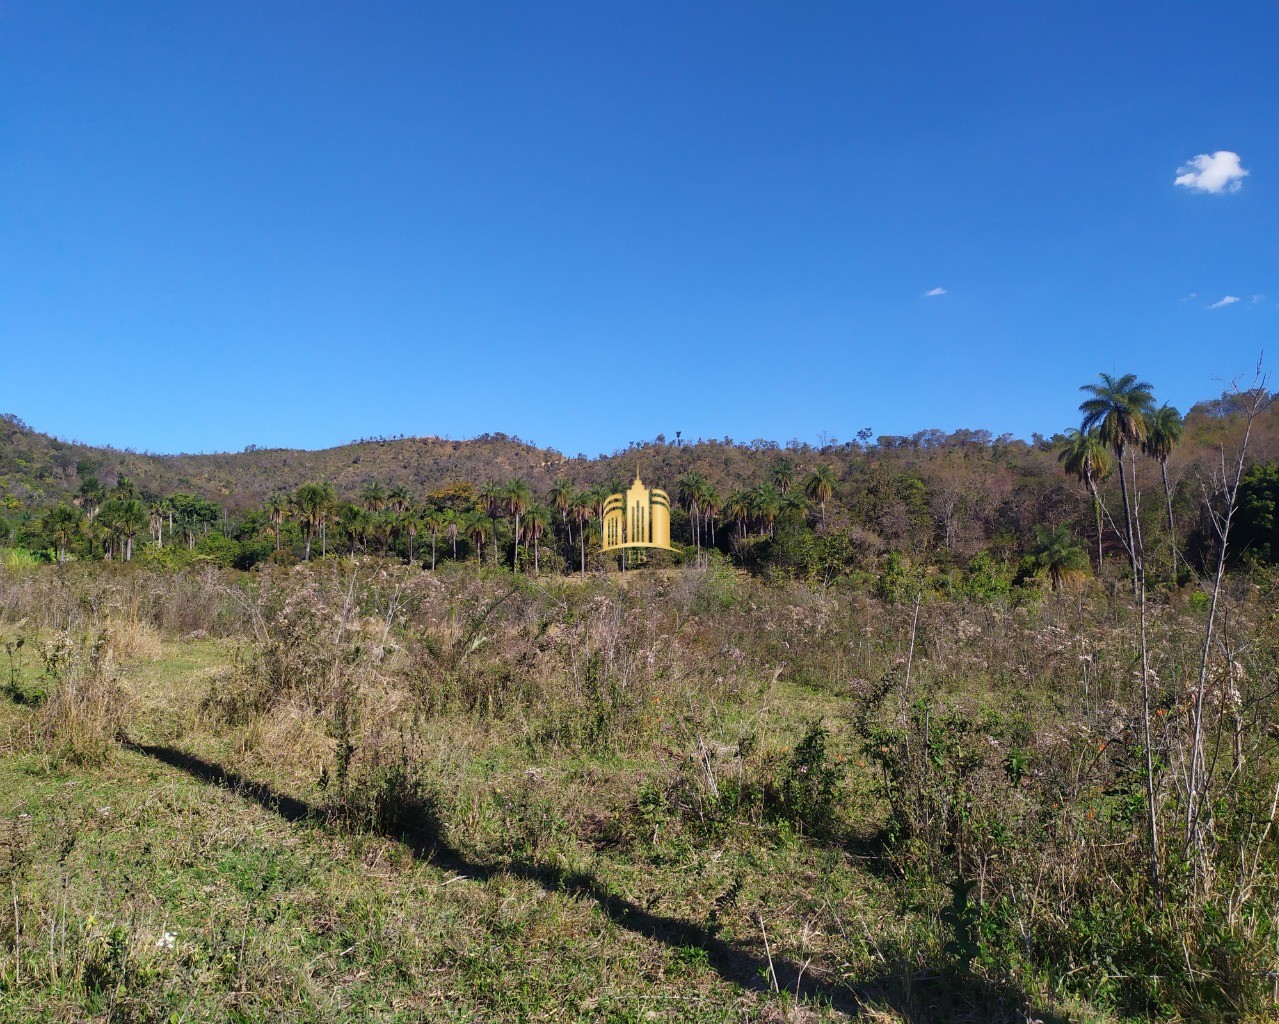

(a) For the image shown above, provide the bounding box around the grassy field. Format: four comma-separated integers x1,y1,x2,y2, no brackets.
0,560,1275,1022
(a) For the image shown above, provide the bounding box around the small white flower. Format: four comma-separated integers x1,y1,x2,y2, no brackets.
156,931,177,950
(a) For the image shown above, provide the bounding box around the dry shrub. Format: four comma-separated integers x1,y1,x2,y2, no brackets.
35,630,129,766
101,617,164,663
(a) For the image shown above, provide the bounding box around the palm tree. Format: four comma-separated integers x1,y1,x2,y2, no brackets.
725,489,751,540
148,502,165,547
1079,372,1155,592
444,509,460,560
388,485,412,514
479,482,505,565
293,482,334,561
503,478,533,573
43,503,84,563
77,477,105,522
1143,403,1184,581
772,457,796,495
548,479,574,531
464,511,491,565
570,490,594,577
750,483,782,538
361,481,387,513
781,490,810,523
401,511,422,564
1030,525,1089,591
804,464,838,530
97,500,121,560
113,476,141,501
588,483,610,530
1058,427,1114,572
265,493,290,552
421,508,445,569
522,504,550,575
702,486,721,547
116,499,147,561
677,471,708,552
336,504,369,556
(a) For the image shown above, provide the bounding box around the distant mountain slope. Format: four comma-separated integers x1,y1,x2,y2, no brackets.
4,390,1278,522
0,414,575,507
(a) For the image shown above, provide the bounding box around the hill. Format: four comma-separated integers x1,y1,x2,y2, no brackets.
4,387,1279,568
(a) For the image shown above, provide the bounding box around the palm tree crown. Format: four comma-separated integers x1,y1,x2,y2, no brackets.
1079,372,1155,457
1057,428,1112,486
1142,404,1183,464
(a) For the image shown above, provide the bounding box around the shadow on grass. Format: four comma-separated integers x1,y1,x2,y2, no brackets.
123,738,1066,1023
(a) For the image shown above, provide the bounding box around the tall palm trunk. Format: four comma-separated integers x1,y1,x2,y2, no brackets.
1160,457,1177,583
1115,444,1139,595
580,531,586,577
1084,469,1104,571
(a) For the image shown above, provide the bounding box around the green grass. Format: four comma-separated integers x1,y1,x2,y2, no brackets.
9,563,1246,1023
0,638,905,1023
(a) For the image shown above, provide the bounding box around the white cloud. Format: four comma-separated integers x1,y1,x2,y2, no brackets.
1209,295,1240,308
1253,294,1267,304
924,287,946,297
1180,292,1198,301
1175,151,1248,193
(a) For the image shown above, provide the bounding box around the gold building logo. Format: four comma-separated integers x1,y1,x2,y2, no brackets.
601,471,674,552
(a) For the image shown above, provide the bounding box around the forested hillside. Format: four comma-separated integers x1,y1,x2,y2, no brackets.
4,381,1279,580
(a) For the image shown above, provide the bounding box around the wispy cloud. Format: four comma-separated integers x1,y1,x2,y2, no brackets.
1180,292,1198,302
1253,294,1267,304
1209,295,1240,309
924,287,946,297
1175,151,1248,193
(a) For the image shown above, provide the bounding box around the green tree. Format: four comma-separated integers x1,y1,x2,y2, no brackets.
503,478,532,572
803,464,838,530
750,483,782,538
478,482,505,565
147,502,166,547
42,503,84,563
265,493,291,552
464,511,491,565
1079,372,1155,593
421,508,445,569
115,498,147,561
570,490,594,577
1235,461,1279,564
336,503,369,556
771,457,796,495
77,477,105,522
1143,403,1184,581
1029,525,1088,590
361,481,387,513
387,484,412,514
702,485,721,546
444,509,461,560
294,482,335,561
1058,427,1113,572
725,489,751,541
522,503,550,575
677,471,709,552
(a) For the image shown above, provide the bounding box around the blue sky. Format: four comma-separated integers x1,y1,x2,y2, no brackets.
2,2,1275,457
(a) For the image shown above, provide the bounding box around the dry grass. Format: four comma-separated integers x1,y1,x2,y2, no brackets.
1,559,1277,1021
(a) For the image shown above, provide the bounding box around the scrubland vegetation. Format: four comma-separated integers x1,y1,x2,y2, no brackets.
2,372,1279,1021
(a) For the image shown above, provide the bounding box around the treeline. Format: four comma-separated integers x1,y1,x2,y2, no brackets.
3,375,1279,586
